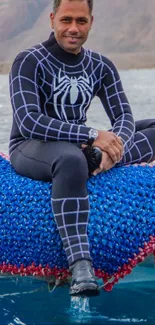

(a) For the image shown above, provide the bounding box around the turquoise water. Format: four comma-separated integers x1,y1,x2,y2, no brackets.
0,70,155,324
0,260,155,324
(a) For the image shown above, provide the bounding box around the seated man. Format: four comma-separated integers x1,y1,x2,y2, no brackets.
9,0,155,296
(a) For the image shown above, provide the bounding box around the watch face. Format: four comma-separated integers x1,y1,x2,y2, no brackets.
88,129,98,146
89,129,98,140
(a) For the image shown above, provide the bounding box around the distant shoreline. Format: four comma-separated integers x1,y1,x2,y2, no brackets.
108,52,155,71
0,52,155,74
0,62,11,74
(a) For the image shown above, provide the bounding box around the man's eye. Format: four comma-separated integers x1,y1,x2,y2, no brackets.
62,18,70,22
78,20,87,24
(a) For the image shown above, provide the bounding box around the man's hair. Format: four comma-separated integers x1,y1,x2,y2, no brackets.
53,0,93,14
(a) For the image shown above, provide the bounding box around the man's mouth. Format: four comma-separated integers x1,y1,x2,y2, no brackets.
64,36,80,39
64,36,80,44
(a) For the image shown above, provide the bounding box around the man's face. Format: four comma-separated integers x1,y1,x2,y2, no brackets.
50,0,93,54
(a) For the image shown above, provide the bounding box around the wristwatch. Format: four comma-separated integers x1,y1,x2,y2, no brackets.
87,128,98,146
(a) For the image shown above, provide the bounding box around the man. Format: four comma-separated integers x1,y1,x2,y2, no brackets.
9,0,155,296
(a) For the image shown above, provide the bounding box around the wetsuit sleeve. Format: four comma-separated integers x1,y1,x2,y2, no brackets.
96,58,135,152
9,57,91,143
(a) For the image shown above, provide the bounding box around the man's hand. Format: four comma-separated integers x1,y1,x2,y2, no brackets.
92,151,115,176
93,130,123,164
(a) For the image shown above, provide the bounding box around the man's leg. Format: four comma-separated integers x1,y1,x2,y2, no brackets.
10,140,99,295
120,119,155,165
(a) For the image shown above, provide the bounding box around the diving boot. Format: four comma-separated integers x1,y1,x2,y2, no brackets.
69,260,100,296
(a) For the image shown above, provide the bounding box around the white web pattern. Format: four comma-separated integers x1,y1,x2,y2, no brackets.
9,41,155,164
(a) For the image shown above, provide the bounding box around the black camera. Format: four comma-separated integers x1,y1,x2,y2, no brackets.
82,146,102,176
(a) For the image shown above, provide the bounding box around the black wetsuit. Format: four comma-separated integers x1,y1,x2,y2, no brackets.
9,33,155,266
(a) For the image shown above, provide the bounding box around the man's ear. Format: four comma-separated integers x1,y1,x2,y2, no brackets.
90,15,94,27
50,12,55,29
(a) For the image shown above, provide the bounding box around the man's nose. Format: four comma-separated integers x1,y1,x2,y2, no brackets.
68,21,79,33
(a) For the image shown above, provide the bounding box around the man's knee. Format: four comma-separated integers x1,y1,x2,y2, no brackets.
53,149,89,180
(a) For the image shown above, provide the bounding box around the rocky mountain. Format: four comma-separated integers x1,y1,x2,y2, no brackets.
0,0,155,70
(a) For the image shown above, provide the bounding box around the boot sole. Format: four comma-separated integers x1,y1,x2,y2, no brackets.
69,283,100,297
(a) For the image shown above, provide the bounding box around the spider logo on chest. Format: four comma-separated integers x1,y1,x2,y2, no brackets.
53,69,93,104
53,69,93,121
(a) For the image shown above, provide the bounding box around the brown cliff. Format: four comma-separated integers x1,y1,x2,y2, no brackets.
0,0,155,71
